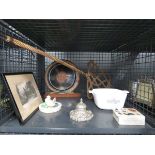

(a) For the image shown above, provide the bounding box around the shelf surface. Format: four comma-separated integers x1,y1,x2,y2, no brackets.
0,98,154,134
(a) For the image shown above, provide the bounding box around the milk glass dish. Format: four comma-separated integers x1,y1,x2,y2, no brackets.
89,88,129,110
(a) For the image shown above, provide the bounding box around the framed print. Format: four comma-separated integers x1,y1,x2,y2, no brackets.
135,81,155,107
2,72,43,123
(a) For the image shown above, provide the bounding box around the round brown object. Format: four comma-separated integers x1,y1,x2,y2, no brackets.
45,60,80,93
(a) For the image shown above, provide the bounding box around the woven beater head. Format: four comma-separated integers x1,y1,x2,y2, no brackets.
86,60,111,99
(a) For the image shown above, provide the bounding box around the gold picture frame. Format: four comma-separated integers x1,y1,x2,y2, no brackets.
2,72,43,123
134,81,155,107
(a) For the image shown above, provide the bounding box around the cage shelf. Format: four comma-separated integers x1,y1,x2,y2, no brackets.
0,98,154,135
0,19,155,134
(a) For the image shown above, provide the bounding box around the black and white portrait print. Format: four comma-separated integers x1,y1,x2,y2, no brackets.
16,81,37,105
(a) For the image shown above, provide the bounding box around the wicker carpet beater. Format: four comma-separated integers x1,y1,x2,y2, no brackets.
5,36,111,99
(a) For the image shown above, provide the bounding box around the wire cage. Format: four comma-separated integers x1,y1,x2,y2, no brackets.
111,49,155,126
0,20,45,125
0,19,155,130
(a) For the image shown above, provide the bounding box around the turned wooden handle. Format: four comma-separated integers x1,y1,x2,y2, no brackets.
5,35,87,77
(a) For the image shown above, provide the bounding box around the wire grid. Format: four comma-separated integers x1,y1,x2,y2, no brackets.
0,21,43,125
111,45,155,125
4,19,155,52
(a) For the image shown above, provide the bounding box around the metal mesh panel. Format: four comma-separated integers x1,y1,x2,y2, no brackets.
0,21,44,125
45,52,111,71
111,44,155,126
4,19,155,52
